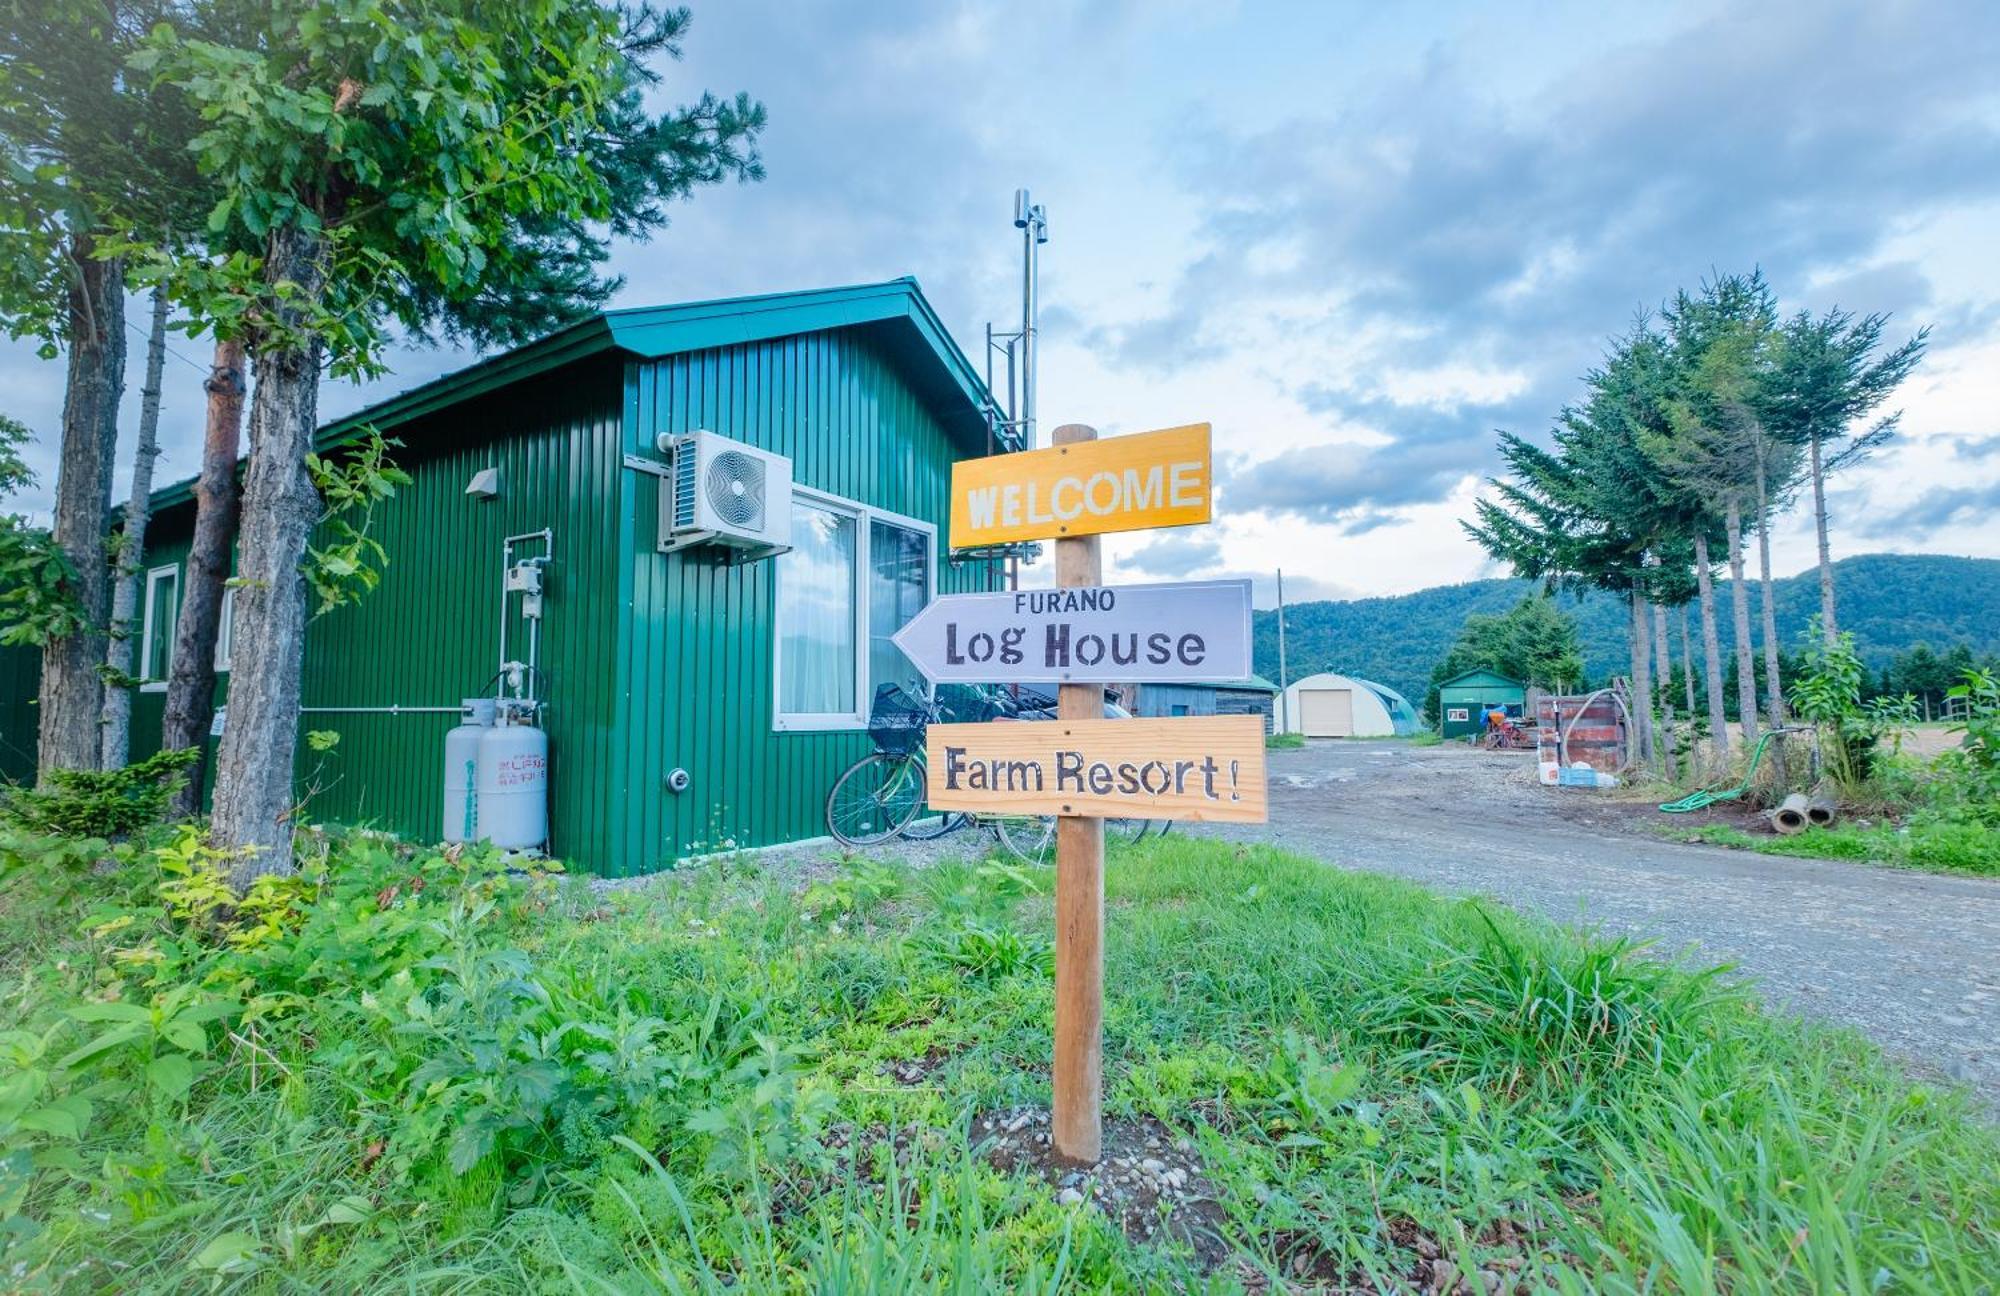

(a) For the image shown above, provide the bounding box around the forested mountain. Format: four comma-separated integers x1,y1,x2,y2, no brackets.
1253,553,2000,707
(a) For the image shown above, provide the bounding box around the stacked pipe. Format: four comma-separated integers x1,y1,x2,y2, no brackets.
1771,793,1839,835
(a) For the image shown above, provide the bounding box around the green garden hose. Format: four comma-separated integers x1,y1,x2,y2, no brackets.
1659,726,1812,813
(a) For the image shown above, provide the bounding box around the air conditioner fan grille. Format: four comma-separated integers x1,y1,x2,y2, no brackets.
705,450,766,528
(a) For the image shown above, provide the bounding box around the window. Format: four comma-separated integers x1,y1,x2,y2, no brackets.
139,565,179,690
868,518,928,703
774,492,934,730
215,587,235,672
777,501,858,723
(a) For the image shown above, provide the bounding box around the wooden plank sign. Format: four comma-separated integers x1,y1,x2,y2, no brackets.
924,714,1268,823
950,422,1211,548
892,579,1252,684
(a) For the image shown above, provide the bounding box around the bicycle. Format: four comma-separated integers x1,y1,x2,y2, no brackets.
824,684,1164,862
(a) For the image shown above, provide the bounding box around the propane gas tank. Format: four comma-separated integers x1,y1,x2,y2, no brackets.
476,705,548,851
441,697,496,843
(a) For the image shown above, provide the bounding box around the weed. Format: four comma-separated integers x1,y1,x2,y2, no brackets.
0,829,1992,1290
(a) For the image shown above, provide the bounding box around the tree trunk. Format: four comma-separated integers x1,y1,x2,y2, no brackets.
1679,605,1696,714
1628,585,1653,766
1755,455,1785,727
1651,601,1675,779
1809,431,1837,646
99,286,170,769
1725,498,1759,749
37,242,126,781
1692,530,1728,764
163,336,247,818
210,227,324,887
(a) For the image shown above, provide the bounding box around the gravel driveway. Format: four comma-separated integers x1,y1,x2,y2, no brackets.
1192,740,2000,1105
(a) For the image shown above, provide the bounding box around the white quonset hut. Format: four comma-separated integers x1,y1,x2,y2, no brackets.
1277,672,1421,738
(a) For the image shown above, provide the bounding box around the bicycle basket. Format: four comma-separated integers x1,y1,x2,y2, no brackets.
868,683,930,756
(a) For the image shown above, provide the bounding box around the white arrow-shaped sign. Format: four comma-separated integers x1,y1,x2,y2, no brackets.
892,578,1253,684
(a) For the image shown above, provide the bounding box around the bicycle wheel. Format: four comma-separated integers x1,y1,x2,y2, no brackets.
991,814,1057,866
900,809,969,841
1104,817,1152,845
826,753,925,847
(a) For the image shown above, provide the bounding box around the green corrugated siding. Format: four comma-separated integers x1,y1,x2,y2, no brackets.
13,361,627,856
613,327,1002,875
294,358,625,864
3,319,997,877
0,506,198,785
0,643,40,783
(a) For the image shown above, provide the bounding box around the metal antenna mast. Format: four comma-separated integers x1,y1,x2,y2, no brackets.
986,189,1049,452
1014,188,1048,449
974,189,1051,595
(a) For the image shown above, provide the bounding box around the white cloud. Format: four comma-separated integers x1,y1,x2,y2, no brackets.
3,0,1996,611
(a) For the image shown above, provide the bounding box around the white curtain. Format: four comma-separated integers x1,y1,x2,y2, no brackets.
779,502,857,715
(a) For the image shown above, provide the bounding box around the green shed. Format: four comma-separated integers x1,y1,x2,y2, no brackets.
1436,668,1526,738
1,279,1012,876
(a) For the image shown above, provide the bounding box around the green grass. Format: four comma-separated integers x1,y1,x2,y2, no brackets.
1,829,1994,1292
1686,819,2000,877
1408,730,1445,747
1264,732,1305,750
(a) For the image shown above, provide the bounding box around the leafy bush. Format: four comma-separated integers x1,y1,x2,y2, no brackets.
2,747,201,838
1934,668,2000,825
1,826,1993,1289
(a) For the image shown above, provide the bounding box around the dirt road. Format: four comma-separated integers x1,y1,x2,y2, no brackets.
1194,739,2000,1104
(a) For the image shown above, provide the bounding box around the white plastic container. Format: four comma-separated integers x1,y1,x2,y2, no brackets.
442,698,496,843
476,704,548,851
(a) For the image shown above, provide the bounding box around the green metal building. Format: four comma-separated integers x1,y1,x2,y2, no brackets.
0,279,1011,876
1436,668,1526,738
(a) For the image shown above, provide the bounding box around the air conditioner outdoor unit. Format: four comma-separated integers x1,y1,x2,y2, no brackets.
657,430,793,558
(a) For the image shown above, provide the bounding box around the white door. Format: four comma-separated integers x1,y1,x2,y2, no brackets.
1298,688,1353,737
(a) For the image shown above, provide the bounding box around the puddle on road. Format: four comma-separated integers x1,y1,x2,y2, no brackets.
1280,770,1357,788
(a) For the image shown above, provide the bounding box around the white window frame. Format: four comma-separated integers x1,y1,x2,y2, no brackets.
214,586,235,672
139,564,179,692
772,487,936,733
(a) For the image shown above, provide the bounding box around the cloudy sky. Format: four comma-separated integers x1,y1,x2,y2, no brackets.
4,0,1997,607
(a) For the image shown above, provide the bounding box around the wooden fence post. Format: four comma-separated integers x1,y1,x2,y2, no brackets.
1050,422,1104,1164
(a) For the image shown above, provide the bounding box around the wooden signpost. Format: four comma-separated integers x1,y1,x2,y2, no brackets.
950,421,1211,548
892,578,1252,684
924,715,1268,822
944,420,1265,1165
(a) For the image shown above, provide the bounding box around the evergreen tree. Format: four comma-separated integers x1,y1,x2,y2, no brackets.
1465,330,1685,763
1646,272,1777,758
126,0,762,884
0,0,203,777
1758,308,1926,647
1424,595,1586,721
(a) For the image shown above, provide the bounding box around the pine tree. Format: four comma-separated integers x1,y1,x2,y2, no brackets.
1758,309,1926,648
1465,330,1688,765
1646,273,1778,760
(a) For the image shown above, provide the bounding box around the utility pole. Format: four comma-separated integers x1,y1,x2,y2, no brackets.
1276,568,1290,732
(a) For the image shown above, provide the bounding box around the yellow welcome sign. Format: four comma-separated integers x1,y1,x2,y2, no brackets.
949,422,1211,548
